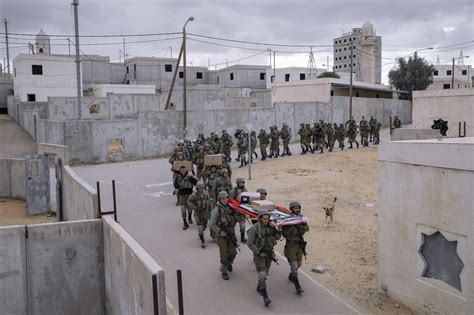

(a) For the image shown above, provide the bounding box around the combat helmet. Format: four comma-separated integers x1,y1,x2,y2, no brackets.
218,191,229,199
289,201,301,211
258,209,269,218
220,168,229,175
256,187,267,194
196,181,205,189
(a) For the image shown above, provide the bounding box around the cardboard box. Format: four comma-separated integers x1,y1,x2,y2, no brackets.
240,192,261,204
204,154,224,166
173,160,193,171
251,200,276,211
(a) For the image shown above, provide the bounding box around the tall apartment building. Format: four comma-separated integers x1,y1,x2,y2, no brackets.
333,21,382,84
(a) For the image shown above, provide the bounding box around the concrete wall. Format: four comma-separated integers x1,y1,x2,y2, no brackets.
391,129,440,141
27,220,105,314
61,165,98,221
412,88,474,137
93,84,156,97
0,158,26,199
0,76,13,109
378,138,474,314
103,215,166,314
0,225,27,315
37,143,70,165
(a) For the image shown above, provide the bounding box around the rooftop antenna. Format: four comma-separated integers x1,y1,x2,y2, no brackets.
436,56,440,65
458,51,465,65
307,47,318,79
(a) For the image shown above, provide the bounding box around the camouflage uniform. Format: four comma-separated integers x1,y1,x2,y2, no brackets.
221,131,233,161
373,122,382,145
194,147,206,179
203,165,220,201
210,194,239,280
230,178,248,243
257,129,270,160
335,123,346,150
234,129,243,161
237,133,249,167
270,126,280,158
312,123,325,153
345,117,359,149
187,183,212,247
211,135,222,154
250,131,258,160
247,212,281,306
359,119,370,147
369,117,376,142
173,169,198,229
325,123,335,152
393,116,401,128
184,140,195,161
211,170,232,201
280,123,292,156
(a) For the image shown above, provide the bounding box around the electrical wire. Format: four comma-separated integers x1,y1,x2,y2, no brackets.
0,31,182,38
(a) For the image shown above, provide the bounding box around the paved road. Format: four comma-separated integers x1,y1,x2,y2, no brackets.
74,143,363,314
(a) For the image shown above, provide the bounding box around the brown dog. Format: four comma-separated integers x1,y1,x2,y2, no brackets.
323,197,337,228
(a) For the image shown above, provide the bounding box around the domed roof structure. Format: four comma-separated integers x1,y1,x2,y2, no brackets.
36,29,49,40
361,21,374,37
35,29,51,54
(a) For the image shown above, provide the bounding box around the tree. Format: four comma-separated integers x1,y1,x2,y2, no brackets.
388,53,435,99
318,71,340,79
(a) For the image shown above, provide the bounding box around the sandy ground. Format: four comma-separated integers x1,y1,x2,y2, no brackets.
0,198,56,226
0,114,37,159
232,145,413,315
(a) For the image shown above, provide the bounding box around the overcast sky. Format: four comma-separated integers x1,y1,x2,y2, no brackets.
1,0,473,84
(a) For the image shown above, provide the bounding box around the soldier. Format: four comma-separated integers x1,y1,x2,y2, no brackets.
345,116,359,149
257,129,270,161
247,210,282,306
304,123,313,153
256,187,267,200
221,130,233,162
280,123,292,156
230,177,248,243
282,201,309,294
373,121,382,145
359,119,370,147
369,116,377,142
237,132,249,168
185,140,195,161
270,125,280,158
197,133,205,143
312,122,325,154
203,165,220,201
203,143,214,155
297,123,308,154
194,146,206,179
325,122,335,152
210,191,240,280
250,131,258,160
335,123,346,150
393,116,402,128
173,166,198,230
187,181,212,248
193,138,204,154
234,129,243,161
212,169,232,200
220,156,232,180
211,134,222,154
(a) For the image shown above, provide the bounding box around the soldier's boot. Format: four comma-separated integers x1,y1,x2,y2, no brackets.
287,150,292,156
235,154,240,162
240,232,247,243
188,213,193,224
182,218,189,230
221,265,229,280
294,276,304,294
349,142,353,149
254,152,258,159
320,147,324,154
356,141,360,148
257,282,271,306
199,235,205,248
227,263,233,272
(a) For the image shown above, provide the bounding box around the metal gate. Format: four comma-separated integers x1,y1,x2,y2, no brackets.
25,154,50,215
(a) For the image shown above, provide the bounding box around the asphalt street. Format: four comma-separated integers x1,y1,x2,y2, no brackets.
74,141,363,314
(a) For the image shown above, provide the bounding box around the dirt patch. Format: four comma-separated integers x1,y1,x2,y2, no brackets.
0,198,56,226
233,147,413,315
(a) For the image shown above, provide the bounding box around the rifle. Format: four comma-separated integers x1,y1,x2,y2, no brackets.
219,222,241,252
297,225,308,259
260,248,279,265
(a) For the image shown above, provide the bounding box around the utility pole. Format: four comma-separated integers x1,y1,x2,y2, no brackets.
3,18,10,75
183,26,187,140
451,57,455,89
122,38,126,66
68,37,71,55
327,56,329,71
273,51,276,94
349,41,354,118
72,0,82,119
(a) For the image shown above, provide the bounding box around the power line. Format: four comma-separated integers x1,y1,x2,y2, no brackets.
0,37,182,47
0,31,181,38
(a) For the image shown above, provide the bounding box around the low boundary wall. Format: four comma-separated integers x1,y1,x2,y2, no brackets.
37,143,70,165
0,158,26,199
0,218,167,314
61,165,98,221
391,128,440,141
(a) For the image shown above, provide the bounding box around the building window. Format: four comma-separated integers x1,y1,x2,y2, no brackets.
217,75,219,83
339,49,342,52
334,41,337,44
285,74,290,81
462,70,467,75
32,65,43,75
270,75,274,83
443,84,451,89
433,70,438,76
344,39,346,43
39,48,43,53
447,70,452,75
344,65,347,68
126,66,129,74
260,72,265,80
196,72,203,79
353,63,356,66
376,94,379,98
330,90,334,96
230,73,234,80
335,49,337,53
27,94,36,102
344,48,346,51
339,40,341,43
355,92,359,97
179,71,183,78
344,56,346,59
353,54,356,58
165,64,172,72
133,64,137,79
300,73,305,80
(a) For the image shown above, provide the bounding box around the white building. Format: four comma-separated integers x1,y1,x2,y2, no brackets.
93,84,156,97
13,53,78,102
209,64,270,89
265,67,327,89
428,64,472,90
333,22,382,84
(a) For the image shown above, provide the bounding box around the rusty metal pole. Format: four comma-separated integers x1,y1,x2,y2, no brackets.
177,269,184,315
96,181,101,217
112,180,118,222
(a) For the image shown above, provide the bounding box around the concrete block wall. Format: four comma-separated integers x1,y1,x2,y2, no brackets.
378,138,474,314
391,129,441,141
27,220,105,314
0,225,27,315
37,143,70,165
103,215,166,314
0,158,26,199
61,165,98,221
